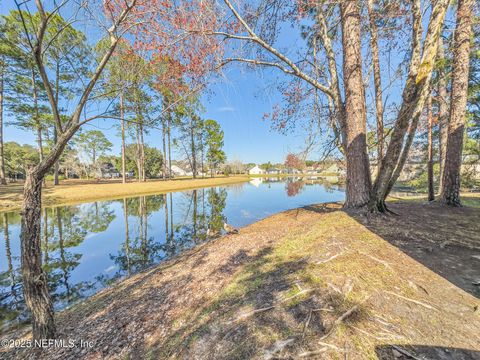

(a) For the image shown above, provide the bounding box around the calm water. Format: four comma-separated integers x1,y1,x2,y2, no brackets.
0,177,344,332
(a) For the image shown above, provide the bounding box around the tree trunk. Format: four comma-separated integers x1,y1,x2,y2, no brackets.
190,120,197,178
32,70,44,164
427,93,434,201
167,113,172,178
162,121,167,180
441,0,474,206
140,124,146,181
0,64,7,185
53,61,60,186
369,0,449,211
120,93,126,183
367,0,385,170
21,170,55,339
437,37,448,190
340,1,372,208
135,123,142,182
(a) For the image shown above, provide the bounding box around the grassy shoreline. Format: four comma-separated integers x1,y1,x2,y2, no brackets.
0,176,250,212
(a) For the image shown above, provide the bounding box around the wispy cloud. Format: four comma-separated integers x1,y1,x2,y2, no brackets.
217,106,236,112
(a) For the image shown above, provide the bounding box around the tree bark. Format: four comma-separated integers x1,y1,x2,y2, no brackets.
135,123,142,182
21,170,55,339
427,92,434,201
190,119,197,178
53,61,60,186
120,93,126,183
441,0,474,206
437,37,448,190
367,0,385,170
167,113,172,178
139,123,146,181
340,0,372,208
162,119,167,180
32,69,44,164
369,0,449,211
0,63,6,185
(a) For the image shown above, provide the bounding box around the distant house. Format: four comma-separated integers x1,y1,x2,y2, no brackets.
171,165,193,177
248,165,264,175
306,165,321,174
97,163,120,179
266,167,281,175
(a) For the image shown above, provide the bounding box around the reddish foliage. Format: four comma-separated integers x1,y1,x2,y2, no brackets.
104,0,223,98
286,180,305,197
285,153,305,171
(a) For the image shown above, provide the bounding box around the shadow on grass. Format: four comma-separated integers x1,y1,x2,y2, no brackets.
143,247,366,359
303,201,480,299
375,344,480,359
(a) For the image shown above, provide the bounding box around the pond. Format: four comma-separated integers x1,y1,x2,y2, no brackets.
0,177,344,333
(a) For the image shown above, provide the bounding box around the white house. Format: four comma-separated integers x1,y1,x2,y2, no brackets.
171,165,193,177
248,165,264,175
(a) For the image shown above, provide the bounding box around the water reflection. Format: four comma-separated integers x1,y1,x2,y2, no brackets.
0,178,344,332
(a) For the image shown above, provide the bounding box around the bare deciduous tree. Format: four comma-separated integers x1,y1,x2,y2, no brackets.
14,0,139,339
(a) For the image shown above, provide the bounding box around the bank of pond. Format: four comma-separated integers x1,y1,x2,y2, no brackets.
0,177,344,333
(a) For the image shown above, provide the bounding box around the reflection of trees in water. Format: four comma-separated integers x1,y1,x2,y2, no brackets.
0,213,26,330
1,188,229,330
111,188,228,281
109,196,165,283
286,180,306,197
0,203,117,329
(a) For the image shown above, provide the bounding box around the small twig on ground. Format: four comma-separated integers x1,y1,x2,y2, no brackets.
316,252,343,265
264,338,295,360
391,345,423,360
320,305,359,340
312,307,334,312
234,289,312,322
297,347,328,357
301,309,313,340
318,341,343,352
350,325,385,341
359,252,393,271
384,290,438,311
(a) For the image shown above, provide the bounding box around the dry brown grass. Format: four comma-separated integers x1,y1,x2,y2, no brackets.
0,176,249,212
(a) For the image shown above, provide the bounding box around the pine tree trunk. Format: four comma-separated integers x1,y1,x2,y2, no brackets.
167,114,172,178
0,65,6,185
162,123,167,180
427,93,435,201
120,93,126,183
53,127,59,185
21,170,55,339
437,38,449,190
135,124,142,182
53,62,60,186
140,123,146,181
340,0,372,208
367,0,385,170
441,0,474,206
190,121,197,179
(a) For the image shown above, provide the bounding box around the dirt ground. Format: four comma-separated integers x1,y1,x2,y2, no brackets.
1,198,479,359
